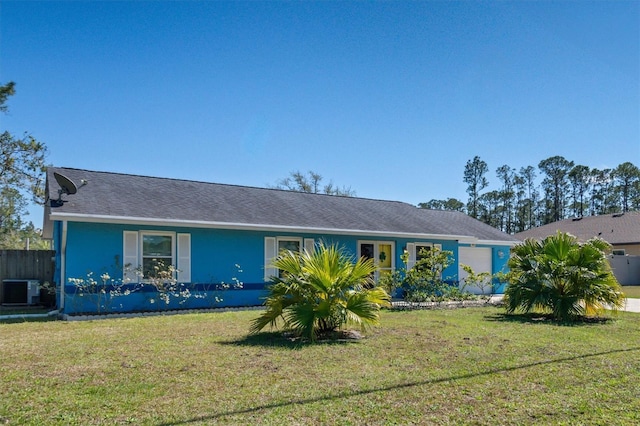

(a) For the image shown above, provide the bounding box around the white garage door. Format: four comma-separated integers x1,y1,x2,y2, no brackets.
459,247,492,295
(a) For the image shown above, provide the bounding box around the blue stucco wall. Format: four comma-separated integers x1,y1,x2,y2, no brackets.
61,222,272,314
492,246,510,293
56,221,512,315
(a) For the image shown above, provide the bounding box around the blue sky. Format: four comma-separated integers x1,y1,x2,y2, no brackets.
1,1,638,227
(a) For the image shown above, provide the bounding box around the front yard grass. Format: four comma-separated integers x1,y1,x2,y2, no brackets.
622,285,640,298
1,307,639,425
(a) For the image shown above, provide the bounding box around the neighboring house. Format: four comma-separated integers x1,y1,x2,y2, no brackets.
43,167,519,315
515,212,640,285
515,212,640,256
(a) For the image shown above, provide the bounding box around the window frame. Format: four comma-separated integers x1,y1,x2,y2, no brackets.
414,242,434,262
123,230,191,284
276,236,303,278
264,236,314,281
276,236,303,254
140,231,176,281
406,242,444,277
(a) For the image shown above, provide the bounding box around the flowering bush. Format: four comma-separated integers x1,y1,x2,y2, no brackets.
66,261,243,315
67,271,137,314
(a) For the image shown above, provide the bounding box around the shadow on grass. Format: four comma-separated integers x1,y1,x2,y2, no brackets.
156,345,640,426
484,312,616,326
0,316,57,324
220,331,362,349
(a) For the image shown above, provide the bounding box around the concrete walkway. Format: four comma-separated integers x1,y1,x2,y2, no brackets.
623,298,640,313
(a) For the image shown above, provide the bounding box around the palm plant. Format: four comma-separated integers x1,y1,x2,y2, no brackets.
250,242,391,341
504,231,624,321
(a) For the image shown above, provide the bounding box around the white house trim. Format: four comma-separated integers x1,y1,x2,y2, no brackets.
47,212,494,244
60,220,68,310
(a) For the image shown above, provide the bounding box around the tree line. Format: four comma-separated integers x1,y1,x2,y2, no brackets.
272,170,356,196
3,79,637,247
419,155,640,234
0,82,48,249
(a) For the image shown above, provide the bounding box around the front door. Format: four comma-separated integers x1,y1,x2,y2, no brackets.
359,241,394,281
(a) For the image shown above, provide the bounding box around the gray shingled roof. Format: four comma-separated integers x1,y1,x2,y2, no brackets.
45,167,517,243
515,211,640,245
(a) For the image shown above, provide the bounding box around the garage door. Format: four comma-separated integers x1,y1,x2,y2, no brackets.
458,247,492,295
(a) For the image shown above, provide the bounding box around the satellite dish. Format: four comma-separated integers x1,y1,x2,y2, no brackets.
54,172,78,195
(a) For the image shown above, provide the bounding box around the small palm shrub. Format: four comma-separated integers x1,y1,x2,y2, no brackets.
504,231,624,321
250,243,391,341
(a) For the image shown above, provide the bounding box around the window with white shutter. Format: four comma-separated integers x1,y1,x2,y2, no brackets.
407,243,442,270
123,231,190,283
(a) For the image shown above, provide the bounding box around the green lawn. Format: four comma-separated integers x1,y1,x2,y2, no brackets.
0,305,52,315
622,285,640,299
1,307,639,425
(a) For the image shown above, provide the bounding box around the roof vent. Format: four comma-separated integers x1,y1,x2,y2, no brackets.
572,217,583,221
612,212,624,218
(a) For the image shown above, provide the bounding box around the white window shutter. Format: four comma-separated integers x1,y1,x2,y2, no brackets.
264,237,277,281
304,238,315,254
123,231,139,283
177,233,191,283
406,243,416,269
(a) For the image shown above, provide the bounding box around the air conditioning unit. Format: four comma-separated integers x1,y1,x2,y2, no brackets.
1,279,40,305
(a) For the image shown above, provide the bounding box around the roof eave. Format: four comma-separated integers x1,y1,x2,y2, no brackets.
47,212,514,245
42,204,53,239
466,239,519,247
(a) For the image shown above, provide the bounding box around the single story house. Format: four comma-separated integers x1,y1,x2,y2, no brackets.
44,167,519,315
515,212,640,285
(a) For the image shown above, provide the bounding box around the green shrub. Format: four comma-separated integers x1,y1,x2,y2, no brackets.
385,246,478,302
250,242,391,341
504,231,624,321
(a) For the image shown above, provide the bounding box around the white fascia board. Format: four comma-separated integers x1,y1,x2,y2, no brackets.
472,240,519,247
42,204,53,239
48,212,481,243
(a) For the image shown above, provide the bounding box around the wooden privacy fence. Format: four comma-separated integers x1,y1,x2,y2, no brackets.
0,250,56,306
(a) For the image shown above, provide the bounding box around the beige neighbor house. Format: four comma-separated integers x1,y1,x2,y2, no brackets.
515,211,640,285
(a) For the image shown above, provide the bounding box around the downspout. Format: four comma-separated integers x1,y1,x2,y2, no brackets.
60,220,68,311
